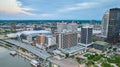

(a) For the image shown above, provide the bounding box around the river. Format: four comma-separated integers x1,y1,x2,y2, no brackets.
0,46,32,67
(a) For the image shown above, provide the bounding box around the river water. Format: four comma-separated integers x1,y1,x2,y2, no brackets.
0,46,32,67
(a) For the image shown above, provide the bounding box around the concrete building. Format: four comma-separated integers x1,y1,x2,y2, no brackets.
101,8,120,43
36,35,56,49
81,25,93,46
18,30,52,44
7,33,17,38
58,32,77,49
36,35,45,47
92,41,109,51
45,36,56,47
57,22,67,33
33,24,41,30
67,22,77,33
57,22,86,55
57,22,78,33
10,22,16,32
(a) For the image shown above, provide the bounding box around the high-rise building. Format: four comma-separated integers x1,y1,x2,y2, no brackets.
36,35,45,46
45,36,56,47
81,25,93,45
67,22,78,32
57,21,78,33
101,11,109,37
36,35,56,49
10,22,16,32
57,22,67,33
101,8,120,43
58,33,77,49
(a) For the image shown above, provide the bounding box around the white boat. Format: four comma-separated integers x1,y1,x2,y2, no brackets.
30,60,39,67
10,51,17,55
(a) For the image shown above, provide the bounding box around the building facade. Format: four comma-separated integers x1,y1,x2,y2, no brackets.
36,35,45,46
10,22,16,32
57,22,67,33
45,36,56,47
67,22,77,33
102,8,120,43
101,11,109,37
81,26,93,45
57,22,78,33
36,35,56,49
58,33,78,49
92,41,109,51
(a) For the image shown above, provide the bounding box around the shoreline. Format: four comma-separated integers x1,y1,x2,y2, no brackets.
0,46,32,67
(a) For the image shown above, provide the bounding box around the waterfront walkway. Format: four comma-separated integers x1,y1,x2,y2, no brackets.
1,39,51,60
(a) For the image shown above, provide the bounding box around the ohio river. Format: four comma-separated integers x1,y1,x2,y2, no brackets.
0,46,32,67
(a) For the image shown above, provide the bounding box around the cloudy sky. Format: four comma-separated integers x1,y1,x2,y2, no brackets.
0,0,120,20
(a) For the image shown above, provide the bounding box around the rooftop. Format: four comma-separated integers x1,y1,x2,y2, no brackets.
82,24,93,28
61,45,86,54
95,41,109,45
17,30,51,36
69,21,77,25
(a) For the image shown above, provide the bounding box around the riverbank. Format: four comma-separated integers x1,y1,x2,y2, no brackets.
0,46,32,67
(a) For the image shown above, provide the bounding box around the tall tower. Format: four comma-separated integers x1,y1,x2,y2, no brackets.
81,25,93,45
57,22,67,33
101,8,120,43
67,21,78,32
58,33,77,49
101,11,109,37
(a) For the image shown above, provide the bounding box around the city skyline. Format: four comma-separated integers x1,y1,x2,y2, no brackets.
0,7,120,67
0,0,120,20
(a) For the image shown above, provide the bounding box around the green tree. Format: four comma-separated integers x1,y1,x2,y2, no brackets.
86,60,93,66
108,46,112,49
113,48,117,51
116,64,120,67
76,57,82,64
20,48,27,52
65,53,69,58
5,43,12,47
93,55,102,61
101,62,113,67
92,39,97,42
70,55,75,59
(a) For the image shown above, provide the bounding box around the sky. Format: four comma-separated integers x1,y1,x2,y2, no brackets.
0,0,120,20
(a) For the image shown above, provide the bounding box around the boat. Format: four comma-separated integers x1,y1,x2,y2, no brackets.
10,51,17,56
30,59,39,67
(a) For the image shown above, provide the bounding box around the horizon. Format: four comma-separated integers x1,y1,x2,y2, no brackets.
0,19,102,20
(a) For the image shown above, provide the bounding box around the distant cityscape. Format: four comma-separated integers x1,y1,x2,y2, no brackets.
0,8,120,67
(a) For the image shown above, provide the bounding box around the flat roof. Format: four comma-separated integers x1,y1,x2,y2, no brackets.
95,41,109,45
61,45,86,54
17,30,51,36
